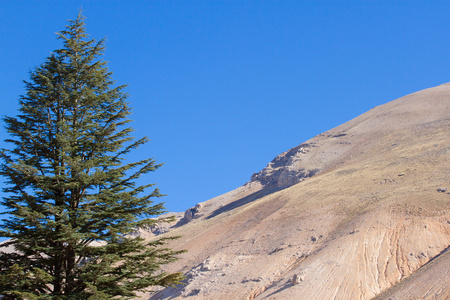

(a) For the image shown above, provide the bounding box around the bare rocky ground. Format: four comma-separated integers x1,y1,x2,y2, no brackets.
143,83,450,300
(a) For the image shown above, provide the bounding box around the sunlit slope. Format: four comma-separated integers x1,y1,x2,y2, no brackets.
147,83,450,300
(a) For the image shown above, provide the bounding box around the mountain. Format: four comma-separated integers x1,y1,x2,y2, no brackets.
145,83,450,299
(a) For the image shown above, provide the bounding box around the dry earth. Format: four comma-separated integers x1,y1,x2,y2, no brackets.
144,83,450,300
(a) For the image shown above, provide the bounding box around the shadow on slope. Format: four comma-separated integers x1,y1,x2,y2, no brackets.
206,185,283,220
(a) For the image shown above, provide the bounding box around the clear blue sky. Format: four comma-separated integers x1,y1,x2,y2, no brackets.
1,1,449,218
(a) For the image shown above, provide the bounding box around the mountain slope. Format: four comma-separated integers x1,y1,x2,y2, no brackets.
146,83,450,300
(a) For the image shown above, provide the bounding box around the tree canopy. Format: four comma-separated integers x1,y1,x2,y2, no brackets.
0,12,184,299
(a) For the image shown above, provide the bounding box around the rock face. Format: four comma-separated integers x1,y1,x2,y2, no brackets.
250,143,320,188
145,83,450,300
178,204,203,225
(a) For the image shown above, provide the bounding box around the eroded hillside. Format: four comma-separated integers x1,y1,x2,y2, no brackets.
145,83,450,300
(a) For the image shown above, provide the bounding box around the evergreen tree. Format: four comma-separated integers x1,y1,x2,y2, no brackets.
0,13,184,299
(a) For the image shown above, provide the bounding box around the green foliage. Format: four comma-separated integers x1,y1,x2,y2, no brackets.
0,12,184,299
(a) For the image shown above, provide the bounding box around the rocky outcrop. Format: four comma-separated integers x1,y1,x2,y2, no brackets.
177,203,203,225
250,143,320,188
